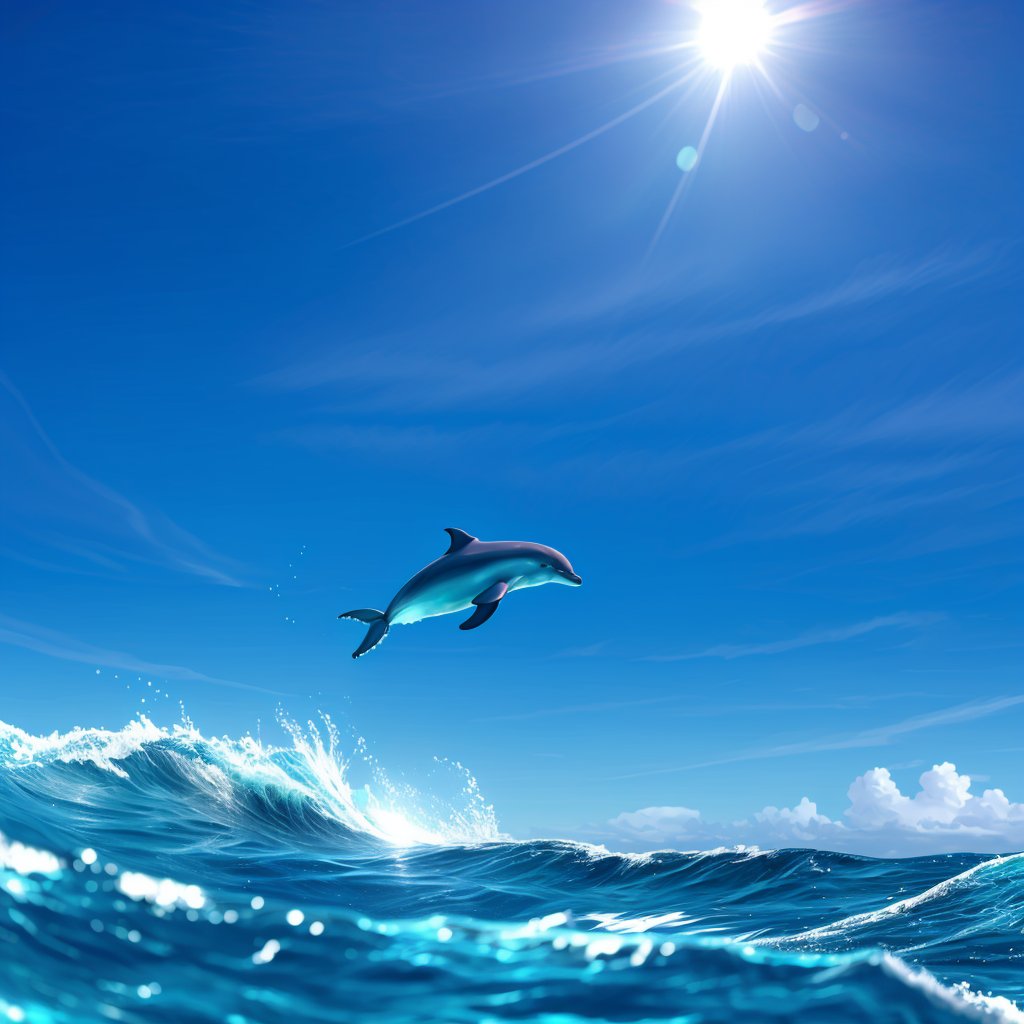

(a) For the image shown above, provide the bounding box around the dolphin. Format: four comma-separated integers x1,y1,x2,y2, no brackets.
339,528,582,659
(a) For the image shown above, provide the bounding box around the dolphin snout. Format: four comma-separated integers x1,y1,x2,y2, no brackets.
565,571,582,586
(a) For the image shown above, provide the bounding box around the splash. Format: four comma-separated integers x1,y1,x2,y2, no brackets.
0,714,500,850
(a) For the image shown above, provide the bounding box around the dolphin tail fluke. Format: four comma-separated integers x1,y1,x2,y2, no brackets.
338,609,389,659
339,609,385,624
351,620,388,659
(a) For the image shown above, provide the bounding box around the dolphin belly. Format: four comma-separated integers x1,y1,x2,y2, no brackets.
390,594,472,625
388,566,514,625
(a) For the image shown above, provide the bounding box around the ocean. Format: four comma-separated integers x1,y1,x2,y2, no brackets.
0,716,1020,1024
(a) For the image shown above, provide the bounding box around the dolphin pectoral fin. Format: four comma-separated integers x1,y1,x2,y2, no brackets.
460,581,508,631
444,528,477,554
460,604,499,630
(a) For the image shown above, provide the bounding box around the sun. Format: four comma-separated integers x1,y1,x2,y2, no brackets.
697,0,775,71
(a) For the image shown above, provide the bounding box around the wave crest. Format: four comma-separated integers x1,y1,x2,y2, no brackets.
0,715,500,853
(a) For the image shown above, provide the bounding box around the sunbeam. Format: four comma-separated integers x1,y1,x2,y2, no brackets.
345,1,827,252
646,71,731,259
343,67,702,249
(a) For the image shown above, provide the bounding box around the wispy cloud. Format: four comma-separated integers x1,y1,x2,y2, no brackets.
846,369,1024,445
0,614,279,695
646,612,938,662
611,694,1024,780
252,245,1019,567
653,370,1024,547
544,368,1023,502
750,389,1023,544
0,372,248,586
256,245,1003,413
707,370,1024,464
716,245,1000,337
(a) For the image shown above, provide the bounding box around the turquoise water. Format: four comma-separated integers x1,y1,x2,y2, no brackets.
0,717,1021,1023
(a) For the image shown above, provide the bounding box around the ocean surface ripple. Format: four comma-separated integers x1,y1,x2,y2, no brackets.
0,717,1021,1023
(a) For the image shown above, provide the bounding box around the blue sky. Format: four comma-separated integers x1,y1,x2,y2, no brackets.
2,0,1021,851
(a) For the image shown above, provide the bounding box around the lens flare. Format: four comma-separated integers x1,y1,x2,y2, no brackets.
676,146,699,172
697,0,774,71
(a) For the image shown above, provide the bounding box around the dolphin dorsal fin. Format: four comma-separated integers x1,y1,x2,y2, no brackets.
444,527,477,554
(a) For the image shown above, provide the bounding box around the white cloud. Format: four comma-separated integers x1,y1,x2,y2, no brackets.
606,806,702,847
756,796,832,830
847,763,1024,833
599,762,1024,857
